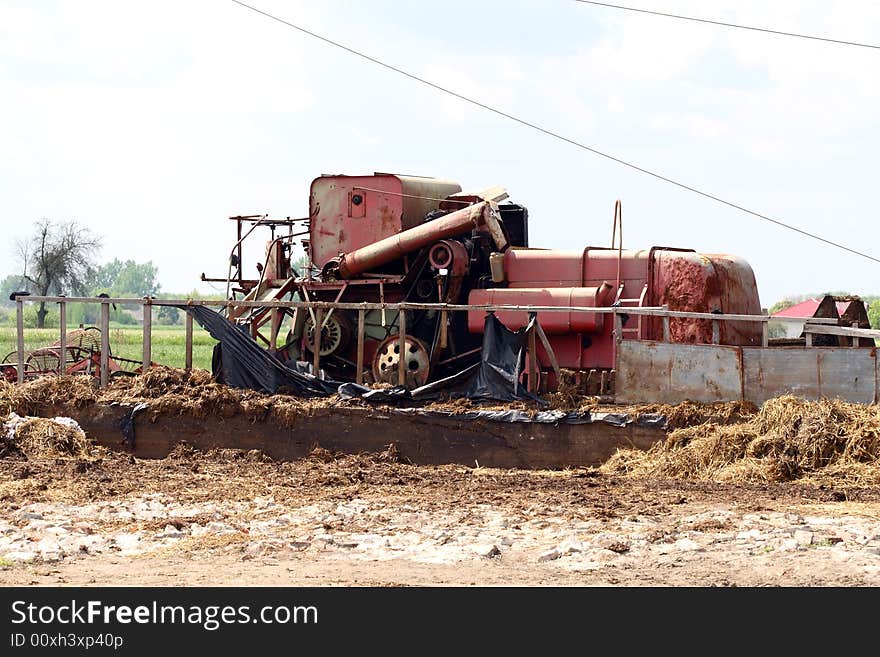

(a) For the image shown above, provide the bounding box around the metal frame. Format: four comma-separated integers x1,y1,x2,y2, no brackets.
11,294,879,389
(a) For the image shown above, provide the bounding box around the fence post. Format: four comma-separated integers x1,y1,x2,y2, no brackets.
184,311,193,371
761,319,769,347
356,308,365,385
100,301,110,387
662,315,671,343
59,301,67,375
397,308,407,386
712,319,720,345
142,298,152,372
312,308,323,376
16,299,25,384
528,324,538,393
853,322,860,348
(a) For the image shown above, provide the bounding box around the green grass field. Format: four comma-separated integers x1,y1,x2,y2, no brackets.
0,324,216,371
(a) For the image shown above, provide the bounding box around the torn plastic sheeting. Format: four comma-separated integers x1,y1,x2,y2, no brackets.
116,402,149,448
413,312,545,404
389,409,665,427
337,313,545,405
179,305,340,397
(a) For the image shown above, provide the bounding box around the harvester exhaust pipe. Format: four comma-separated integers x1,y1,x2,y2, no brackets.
322,201,508,280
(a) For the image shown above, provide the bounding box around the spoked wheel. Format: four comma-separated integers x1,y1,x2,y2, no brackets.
303,312,353,357
372,334,431,388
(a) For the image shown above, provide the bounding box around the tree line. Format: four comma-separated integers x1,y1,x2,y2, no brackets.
1,219,218,328
3,219,878,331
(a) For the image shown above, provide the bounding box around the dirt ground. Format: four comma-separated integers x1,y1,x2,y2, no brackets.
2,447,879,587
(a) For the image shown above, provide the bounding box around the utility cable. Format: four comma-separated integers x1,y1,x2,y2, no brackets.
572,0,880,50
229,0,880,264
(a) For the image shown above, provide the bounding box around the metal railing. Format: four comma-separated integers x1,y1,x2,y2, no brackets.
11,294,880,389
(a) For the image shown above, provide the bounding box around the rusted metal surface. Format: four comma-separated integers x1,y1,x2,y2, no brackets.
742,347,876,405
328,202,490,279
652,251,762,347
616,340,877,405
309,174,461,269
615,340,743,404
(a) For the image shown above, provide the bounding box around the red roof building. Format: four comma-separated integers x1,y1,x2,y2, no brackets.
771,298,850,318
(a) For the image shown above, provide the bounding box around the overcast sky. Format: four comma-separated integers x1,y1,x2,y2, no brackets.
2,0,879,307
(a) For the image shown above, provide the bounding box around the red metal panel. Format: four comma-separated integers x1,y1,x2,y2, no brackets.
467,286,614,335
309,175,405,269
309,174,461,269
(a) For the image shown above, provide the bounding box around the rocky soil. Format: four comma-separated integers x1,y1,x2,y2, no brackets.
2,448,879,586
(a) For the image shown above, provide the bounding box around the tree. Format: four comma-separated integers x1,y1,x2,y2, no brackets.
0,274,28,308
16,219,102,327
88,259,160,297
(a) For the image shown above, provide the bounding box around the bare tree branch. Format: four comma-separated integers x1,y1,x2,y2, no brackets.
14,219,102,327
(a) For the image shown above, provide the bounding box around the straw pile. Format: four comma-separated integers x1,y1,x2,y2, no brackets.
603,396,880,485
2,413,93,459
3,376,99,415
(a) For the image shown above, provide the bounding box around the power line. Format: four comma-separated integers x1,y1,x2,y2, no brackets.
572,0,880,51
229,0,880,265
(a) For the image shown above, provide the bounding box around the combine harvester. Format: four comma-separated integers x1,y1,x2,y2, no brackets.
9,172,879,467
203,172,875,402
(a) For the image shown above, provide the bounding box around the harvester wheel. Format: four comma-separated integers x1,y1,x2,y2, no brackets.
303,312,353,357
372,334,431,389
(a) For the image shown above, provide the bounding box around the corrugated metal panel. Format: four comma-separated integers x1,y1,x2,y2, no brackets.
615,341,743,404
742,347,876,405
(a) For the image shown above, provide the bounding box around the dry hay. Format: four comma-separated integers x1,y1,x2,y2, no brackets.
99,366,327,426
602,396,880,485
543,369,598,412
2,376,99,416
631,400,757,429
6,416,93,459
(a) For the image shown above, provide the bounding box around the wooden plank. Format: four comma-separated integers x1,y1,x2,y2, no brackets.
439,310,448,349
100,302,110,388
662,316,671,343
803,325,880,339
398,310,407,386
711,319,720,345
742,347,875,405
184,311,193,371
16,300,24,384
761,321,769,347
528,325,538,393
34,402,667,469
268,308,279,350
59,302,67,374
356,308,365,385
533,321,561,389
142,299,152,371
615,341,743,404
313,308,323,376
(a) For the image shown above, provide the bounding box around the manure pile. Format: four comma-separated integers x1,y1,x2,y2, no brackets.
2,412,95,459
603,396,880,485
4,371,880,486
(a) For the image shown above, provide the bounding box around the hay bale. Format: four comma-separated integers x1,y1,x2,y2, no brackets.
8,376,98,415
10,416,91,459
601,396,880,485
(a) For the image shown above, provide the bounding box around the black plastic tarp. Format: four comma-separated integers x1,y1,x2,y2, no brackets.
338,312,544,405
183,307,540,404
180,305,339,397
